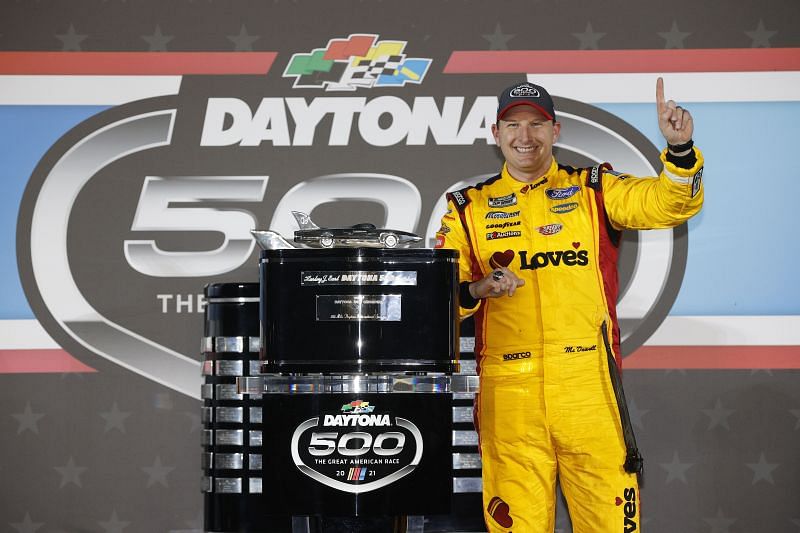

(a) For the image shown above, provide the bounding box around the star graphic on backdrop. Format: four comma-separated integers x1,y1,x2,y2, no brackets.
750,368,773,376
745,19,776,47
55,457,87,488
658,21,691,49
702,398,735,430
98,510,130,533
142,456,175,488
55,24,87,51
664,368,687,375
185,411,202,433
482,23,515,50
100,402,131,433
745,452,778,484
572,22,605,50
627,398,649,430
141,25,174,51
791,409,800,430
703,508,736,533
227,25,260,51
10,512,44,533
659,451,694,484
12,402,45,434
792,518,800,528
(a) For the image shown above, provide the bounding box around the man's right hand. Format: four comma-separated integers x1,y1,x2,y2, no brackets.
470,266,525,299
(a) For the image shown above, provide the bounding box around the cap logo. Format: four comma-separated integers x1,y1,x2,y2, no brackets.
510,84,540,98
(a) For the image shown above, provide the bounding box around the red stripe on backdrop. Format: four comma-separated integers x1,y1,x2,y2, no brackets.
0,52,278,75
0,350,96,373
624,345,800,369
443,48,800,74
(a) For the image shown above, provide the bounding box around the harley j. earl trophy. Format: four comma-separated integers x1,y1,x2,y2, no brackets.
203,212,478,533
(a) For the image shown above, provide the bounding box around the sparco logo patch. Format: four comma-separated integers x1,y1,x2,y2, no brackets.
485,210,520,219
519,249,589,270
486,230,521,240
488,193,517,208
291,400,423,494
550,202,578,214
537,223,563,236
503,351,531,361
589,165,602,186
545,185,580,200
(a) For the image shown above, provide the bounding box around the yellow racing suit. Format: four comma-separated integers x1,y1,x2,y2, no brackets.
435,149,704,532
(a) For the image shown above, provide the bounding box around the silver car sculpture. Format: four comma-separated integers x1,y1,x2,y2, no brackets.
250,211,422,250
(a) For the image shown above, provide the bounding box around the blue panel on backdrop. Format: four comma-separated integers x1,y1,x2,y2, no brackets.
0,106,108,319
598,101,800,315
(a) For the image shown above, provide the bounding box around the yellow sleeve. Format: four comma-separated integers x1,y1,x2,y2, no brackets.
603,148,704,230
435,197,483,319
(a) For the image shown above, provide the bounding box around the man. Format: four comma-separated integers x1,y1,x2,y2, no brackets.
435,79,703,532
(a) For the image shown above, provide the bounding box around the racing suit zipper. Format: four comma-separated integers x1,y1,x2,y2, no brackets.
600,321,644,477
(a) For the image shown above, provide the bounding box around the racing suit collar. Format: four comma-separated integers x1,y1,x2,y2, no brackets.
500,157,557,192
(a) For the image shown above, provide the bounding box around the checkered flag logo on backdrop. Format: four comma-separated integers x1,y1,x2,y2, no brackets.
283,33,432,91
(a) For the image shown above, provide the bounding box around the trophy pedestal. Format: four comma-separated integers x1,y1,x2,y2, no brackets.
203,248,485,532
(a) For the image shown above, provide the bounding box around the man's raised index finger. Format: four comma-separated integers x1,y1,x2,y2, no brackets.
656,77,666,110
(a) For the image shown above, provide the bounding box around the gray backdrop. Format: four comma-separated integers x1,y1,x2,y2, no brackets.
1,1,799,532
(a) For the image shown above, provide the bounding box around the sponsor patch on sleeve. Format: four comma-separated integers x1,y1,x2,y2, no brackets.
691,167,703,198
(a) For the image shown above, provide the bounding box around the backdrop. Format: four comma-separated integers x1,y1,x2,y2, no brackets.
1,1,799,532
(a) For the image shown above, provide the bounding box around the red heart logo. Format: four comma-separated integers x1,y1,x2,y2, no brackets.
615,496,623,506
490,249,515,269
572,242,580,249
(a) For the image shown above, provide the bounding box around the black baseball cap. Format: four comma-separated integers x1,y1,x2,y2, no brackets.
497,82,556,122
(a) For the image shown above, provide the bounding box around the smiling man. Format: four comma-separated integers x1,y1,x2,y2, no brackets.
435,79,704,532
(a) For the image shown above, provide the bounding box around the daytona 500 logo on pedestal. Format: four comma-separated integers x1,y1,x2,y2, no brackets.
262,393,452,516
291,399,423,493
